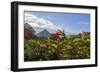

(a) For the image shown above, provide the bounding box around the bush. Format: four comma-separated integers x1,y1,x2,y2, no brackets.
24,31,90,61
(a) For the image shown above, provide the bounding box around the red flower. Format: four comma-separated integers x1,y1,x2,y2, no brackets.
60,44,62,48
45,42,49,49
24,32,29,39
56,32,60,40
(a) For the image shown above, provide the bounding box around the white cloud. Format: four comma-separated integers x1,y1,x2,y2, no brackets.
25,12,38,23
24,12,63,34
77,22,89,25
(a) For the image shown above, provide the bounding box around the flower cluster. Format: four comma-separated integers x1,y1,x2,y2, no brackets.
55,32,60,40
24,31,29,39
45,41,49,49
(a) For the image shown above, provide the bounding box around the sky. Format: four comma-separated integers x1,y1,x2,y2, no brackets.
24,11,90,35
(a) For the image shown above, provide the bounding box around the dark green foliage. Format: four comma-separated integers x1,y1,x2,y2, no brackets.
24,30,90,61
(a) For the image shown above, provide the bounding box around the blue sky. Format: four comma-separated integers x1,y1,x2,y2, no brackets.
25,11,90,34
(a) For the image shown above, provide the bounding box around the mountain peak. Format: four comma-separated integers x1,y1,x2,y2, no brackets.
37,29,51,37
25,13,63,34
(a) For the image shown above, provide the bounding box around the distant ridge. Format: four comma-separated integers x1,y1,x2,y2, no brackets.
37,29,51,38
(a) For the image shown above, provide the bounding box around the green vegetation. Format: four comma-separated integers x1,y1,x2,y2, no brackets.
24,30,90,61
